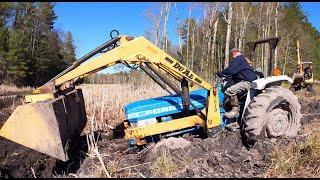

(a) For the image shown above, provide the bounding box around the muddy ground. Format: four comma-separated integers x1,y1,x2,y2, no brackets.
0,89,319,178
0,94,60,178
0,94,89,178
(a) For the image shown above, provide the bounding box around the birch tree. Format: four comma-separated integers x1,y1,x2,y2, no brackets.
190,20,196,70
212,18,219,71
274,2,280,69
238,2,252,51
174,2,183,53
154,3,164,47
224,2,233,68
263,3,273,75
162,2,171,51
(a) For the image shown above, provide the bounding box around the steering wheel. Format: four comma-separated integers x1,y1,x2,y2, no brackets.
216,74,232,82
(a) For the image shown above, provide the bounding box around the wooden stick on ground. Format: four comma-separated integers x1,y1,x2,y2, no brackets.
93,148,111,178
117,162,151,172
31,167,37,178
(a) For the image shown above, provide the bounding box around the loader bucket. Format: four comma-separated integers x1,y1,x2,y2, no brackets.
0,89,87,162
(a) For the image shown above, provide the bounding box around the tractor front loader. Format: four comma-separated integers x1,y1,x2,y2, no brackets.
0,31,302,162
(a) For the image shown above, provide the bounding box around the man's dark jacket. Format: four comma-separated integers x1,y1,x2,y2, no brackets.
217,55,256,82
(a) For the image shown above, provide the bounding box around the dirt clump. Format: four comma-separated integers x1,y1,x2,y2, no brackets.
140,130,272,178
152,137,191,151
299,98,320,125
70,128,273,178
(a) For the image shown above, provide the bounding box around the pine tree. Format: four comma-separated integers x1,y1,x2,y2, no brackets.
5,30,30,86
0,26,9,74
0,2,13,82
0,2,77,86
61,31,76,66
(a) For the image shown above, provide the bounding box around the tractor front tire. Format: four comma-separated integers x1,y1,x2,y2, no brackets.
243,86,302,143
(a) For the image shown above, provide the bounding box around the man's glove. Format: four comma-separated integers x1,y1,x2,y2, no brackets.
216,72,224,77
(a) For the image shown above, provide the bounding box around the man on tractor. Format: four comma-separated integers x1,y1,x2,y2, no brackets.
217,48,257,119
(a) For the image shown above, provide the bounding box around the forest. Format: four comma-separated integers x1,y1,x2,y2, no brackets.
1,2,319,86
0,2,76,87
144,2,320,83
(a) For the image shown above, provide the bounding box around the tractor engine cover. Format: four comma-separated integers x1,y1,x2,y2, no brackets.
124,89,208,124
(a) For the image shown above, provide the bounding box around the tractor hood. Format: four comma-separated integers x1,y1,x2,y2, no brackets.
124,89,208,122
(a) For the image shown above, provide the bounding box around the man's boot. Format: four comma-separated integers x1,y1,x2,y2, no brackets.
224,95,239,119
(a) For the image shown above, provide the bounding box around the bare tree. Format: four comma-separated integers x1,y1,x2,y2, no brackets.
218,44,221,71
238,2,252,51
200,3,207,73
259,2,264,71
162,2,171,51
173,2,183,53
274,2,280,69
186,2,192,67
194,17,200,70
191,20,196,70
208,3,218,75
224,2,233,68
155,3,164,46
234,4,239,48
144,3,164,46
205,3,213,79
263,2,273,75
212,18,219,71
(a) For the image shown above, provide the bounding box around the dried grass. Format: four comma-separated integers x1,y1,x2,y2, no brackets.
150,148,179,177
266,120,320,177
0,84,32,95
78,81,167,133
146,147,192,177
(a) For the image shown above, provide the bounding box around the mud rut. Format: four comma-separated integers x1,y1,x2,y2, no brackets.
0,93,319,178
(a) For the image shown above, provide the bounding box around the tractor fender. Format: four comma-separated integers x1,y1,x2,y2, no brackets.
251,75,293,90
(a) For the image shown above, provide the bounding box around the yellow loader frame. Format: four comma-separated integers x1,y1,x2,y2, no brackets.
0,34,221,161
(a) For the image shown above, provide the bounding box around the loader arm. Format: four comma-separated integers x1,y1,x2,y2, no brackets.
36,35,212,93
53,34,220,125
34,34,220,124
0,34,221,161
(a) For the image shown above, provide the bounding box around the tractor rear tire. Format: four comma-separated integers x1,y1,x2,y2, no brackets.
243,86,302,143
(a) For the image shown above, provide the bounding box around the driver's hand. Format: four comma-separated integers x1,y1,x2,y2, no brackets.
216,72,224,77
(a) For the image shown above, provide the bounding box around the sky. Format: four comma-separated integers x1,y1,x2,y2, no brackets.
54,2,202,58
54,2,320,73
301,2,320,32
